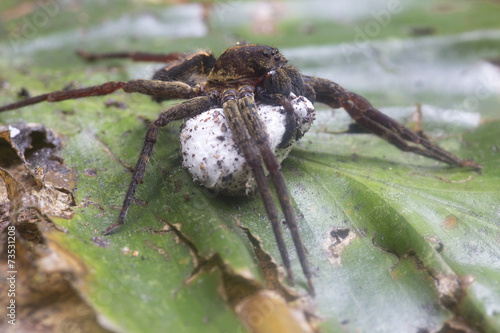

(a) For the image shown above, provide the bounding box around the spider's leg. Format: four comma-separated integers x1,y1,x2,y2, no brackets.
0,79,197,113
304,76,482,169
151,52,216,103
77,48,216,86
77,49,185,63
222,95,296,289
103,96,215,235
152,51,216,82
238,92,314,296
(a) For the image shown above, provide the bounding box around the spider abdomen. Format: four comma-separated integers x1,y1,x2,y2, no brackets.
180,95,315,196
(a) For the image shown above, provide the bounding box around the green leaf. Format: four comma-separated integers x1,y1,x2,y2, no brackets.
1,1,500,332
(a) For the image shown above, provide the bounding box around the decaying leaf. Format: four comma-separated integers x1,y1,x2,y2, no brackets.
0,123,101,332
0,123,76,222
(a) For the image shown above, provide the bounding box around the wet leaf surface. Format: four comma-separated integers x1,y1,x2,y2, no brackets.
0,1,499,332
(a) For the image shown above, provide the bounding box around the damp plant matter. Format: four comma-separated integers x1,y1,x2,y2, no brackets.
0,43,481,299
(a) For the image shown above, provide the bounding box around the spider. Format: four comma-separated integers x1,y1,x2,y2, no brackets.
0,43,481,296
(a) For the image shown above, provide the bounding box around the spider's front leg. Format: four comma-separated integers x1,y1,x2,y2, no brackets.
303,76,482,169
225,84,315,295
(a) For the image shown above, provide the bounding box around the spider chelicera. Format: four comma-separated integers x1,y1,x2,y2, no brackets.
0,43,481,295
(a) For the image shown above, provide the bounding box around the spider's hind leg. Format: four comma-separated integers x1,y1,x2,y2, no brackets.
152,51,216,83
151,51,216,103
78,48,216,83
304,76,482,169
77,48,216,101
77,49,186,63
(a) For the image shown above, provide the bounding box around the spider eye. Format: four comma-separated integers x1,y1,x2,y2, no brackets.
262,50,271,57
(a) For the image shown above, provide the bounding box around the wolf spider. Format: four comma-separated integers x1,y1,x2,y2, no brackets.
0,44,481,295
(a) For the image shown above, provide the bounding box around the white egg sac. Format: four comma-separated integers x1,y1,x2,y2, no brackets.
180,95,315,196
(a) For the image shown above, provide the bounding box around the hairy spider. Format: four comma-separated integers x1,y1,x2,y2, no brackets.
0,44,481,295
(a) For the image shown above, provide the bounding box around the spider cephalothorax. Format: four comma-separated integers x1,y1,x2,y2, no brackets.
0,44,481,295
208,45,287,83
